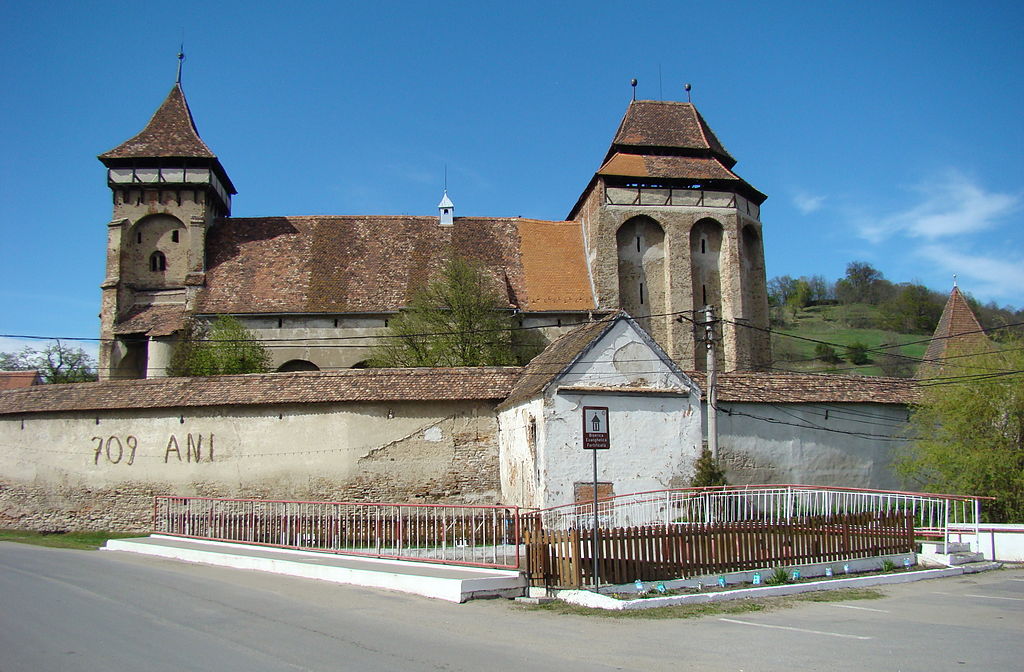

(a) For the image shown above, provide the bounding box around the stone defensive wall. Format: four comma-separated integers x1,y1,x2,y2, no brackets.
0,368,520,532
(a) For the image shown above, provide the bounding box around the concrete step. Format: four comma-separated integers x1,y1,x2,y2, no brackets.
920,541,971,554
919,551,986,567
104,535,526,603
959,561,1002,574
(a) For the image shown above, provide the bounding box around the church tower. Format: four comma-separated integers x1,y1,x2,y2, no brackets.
97,81,235,380
569,100,770,371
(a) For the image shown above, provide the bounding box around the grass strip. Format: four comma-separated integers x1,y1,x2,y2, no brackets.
0,528,142,551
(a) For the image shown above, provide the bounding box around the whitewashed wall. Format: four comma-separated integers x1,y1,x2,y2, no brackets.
500,319,703,510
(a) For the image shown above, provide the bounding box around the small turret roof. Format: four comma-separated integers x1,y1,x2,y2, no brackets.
919,286,989,375
99,84,217,161
438,190,454,209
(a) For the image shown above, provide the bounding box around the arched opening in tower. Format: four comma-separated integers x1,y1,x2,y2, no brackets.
616,216,666,333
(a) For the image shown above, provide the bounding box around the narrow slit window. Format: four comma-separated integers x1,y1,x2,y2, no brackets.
701,239,706,254
277,318,283,329
171,230,179,243
636,236,641,253
137,231,142,244
702,284,707,305
639,282,645,305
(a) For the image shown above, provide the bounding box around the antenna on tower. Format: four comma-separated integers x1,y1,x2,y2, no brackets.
953,273,958,289
444,164,448,191
685,83,692,103
630,78,637,101
176,41,185,84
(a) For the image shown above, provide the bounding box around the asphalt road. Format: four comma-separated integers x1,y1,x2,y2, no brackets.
1,542,1021,671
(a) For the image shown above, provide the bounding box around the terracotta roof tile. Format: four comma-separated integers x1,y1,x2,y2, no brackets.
516,219,594,311
598,153,742,182
688,372,919,405
99,84,216,160
114,304,186,337
611,101,735,166
0,368,523,416
0,371,42,390
919,287,990,374
197,215,594,314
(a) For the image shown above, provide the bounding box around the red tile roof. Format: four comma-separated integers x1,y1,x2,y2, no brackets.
197,215,596,315
689,372,919,405
611,101,735,167
0,371,42,391
99,84,216,160
599,153,742,182
114,304,186,337
919,287,989,375
0,368,523,416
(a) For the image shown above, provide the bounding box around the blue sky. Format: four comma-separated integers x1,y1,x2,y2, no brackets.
2,1,1022,357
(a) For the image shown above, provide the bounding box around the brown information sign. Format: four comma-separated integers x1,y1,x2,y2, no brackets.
582,406,610,450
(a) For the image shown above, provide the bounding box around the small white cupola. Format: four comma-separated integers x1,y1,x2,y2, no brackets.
438,190,454,227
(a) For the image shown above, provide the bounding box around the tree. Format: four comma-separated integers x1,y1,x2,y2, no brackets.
835,261,893,306
896,341,1024,522
846,341,870,365
371,257,534,367
786,278,813,316
878,283,944,334
0,341,97,383
168,316,272,376
767,275,798,307
814,342,842,364
690,446,728,487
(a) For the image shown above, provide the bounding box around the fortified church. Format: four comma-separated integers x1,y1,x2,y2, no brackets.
0,75,943,532
97,81,771,379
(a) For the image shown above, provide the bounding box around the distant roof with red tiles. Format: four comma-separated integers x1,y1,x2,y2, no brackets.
0,371,42,391
196,215,596,315
689,372,919,405
919,287,990,375
0,368,523,416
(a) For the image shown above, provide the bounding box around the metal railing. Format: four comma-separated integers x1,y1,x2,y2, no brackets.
529,485,984,551
154,496,521,569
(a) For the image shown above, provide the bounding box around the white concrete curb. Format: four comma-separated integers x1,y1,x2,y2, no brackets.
103,536,524,603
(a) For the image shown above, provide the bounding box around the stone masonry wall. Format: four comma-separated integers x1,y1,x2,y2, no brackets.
0,400,500,532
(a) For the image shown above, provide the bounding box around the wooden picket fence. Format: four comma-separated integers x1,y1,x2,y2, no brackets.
522,510,915,588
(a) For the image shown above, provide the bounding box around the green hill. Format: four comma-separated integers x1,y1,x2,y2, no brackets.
770,303,928,377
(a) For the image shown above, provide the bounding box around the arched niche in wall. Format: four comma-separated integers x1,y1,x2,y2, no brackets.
741,224,768,316
277,359,321,372
125,214,187,288
690,217,724,313
616,216,666,331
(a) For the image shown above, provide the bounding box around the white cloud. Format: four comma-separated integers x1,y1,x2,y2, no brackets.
792,191,825,215
917,244,1024,301
859,171,1020,243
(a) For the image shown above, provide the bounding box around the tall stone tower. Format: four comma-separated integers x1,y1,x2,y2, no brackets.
97,83,235,380
569,100,770,371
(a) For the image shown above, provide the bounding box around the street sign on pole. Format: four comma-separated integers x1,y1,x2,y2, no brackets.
582,406,609,591
582,406,610,450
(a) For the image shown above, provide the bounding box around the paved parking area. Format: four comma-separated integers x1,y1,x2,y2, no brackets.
2,542,1021,671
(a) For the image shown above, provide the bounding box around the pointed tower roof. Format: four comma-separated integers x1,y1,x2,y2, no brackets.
569,100,764,219
437,190,454,209
606,100,735,167
99,83,217,160
919,286,989,375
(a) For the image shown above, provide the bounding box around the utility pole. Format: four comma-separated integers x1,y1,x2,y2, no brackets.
702,305,719,460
